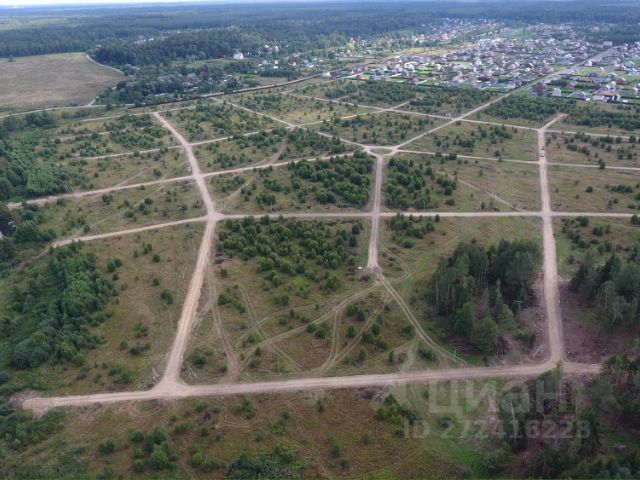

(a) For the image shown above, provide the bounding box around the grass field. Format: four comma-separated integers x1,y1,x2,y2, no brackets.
554,216,640,277
548,165,640,213
546,131,640,168
15,181,205,241
12,387,494,478
382,154,539,213
407,122,538,161
0,53,122,113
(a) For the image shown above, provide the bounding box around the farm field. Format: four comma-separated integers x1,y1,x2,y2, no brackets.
0,52,122,113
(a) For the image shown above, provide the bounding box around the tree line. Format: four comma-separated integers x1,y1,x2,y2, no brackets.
2,1,639,59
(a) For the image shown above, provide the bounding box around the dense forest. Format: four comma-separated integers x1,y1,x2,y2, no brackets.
570,243,640,330
217,216,364,295
1,1,639,60
428,239,542,355
485,361,640,478
482,95,575,123
1,243,114,372
384,156,457,210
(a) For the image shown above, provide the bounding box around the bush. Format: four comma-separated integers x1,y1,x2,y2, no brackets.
150,445,170,470
98,438,116,455
132,459,145,473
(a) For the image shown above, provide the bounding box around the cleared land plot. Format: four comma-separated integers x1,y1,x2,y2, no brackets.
554,217,639,363
195,127,352,173
406,86,499,116
383,154,539,212
470,94,571,128
18,389,485,479
407,121,538,161
292,80,497,115
296,79,417,108
14,180,204,242
169,102,277,142
548,164,640,213
555,216,640,277
0,52,121,113
49,114,178,157
323,289,445,376
182,217,372,383
233,91,374,124
546,131,640,168
1,113,182,203
380,215,543,364
0,223,203,395
209,152,372,214
39,145,188,193
312,111,442,146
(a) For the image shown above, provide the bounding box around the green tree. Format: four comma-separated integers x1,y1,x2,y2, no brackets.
470,315,499,355
454,302,474,336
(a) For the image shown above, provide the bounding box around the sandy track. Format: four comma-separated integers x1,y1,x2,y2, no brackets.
23,359,601,414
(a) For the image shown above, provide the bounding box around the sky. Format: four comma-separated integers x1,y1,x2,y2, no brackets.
0,0,291,6
0,0,302,6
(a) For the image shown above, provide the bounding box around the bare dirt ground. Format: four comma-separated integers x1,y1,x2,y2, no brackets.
560,281,635,363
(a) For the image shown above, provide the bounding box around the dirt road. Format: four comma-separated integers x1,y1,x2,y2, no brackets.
366,150,384,271
22,358,600,414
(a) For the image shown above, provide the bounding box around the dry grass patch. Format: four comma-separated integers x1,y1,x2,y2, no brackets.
548,164,640,213
408,121,538,161
16,180,205,241
0,53,121,113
